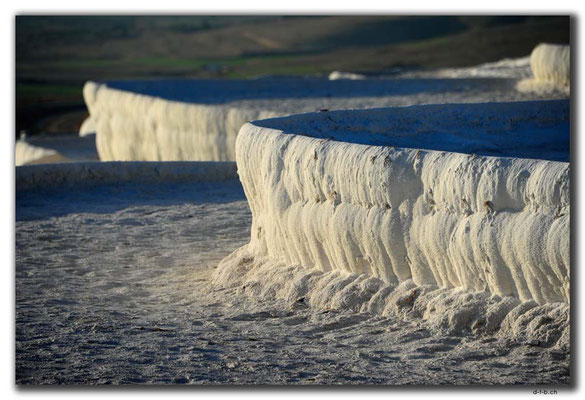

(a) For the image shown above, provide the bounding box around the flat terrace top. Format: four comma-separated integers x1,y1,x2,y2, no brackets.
100,77,568,114
105,78,509,103
251,99,570,162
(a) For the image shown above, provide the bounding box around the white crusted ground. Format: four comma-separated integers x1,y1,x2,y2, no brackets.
16,172,570,384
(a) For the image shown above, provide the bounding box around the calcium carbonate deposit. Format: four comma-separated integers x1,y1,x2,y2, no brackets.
79,116,96,137
15,140,68,166
516,43,570,96
530,44,570,86
328,70,366,80
213,99,570,352
83,72,568,162
397,43,569,97
406,56,533,79
15,135,99,166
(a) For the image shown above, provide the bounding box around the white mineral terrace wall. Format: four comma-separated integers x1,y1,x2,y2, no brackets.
530,43,570,86
83,81,279,162
226,100,570,305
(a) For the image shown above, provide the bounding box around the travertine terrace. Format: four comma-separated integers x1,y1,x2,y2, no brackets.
83,76,565,162
215,100,570,306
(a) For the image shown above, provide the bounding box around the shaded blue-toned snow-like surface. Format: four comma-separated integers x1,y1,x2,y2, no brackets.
253,100,570,162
